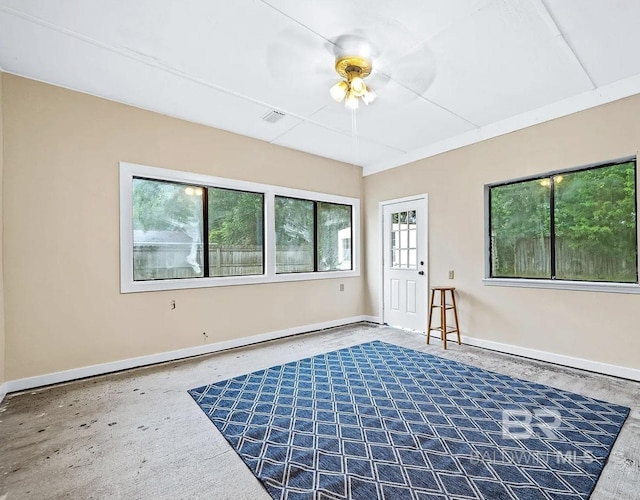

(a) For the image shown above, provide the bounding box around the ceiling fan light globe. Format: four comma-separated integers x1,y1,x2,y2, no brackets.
329,80,349,102
345,92,359,109
362,87,377,105
349,77,367,97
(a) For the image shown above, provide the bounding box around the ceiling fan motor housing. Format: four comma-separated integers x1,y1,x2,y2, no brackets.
335,56,372,80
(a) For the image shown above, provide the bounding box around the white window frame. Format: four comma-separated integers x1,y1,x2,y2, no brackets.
120,162,360,293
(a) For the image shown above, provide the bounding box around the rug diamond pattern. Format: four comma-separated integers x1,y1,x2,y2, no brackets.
189,341,628,499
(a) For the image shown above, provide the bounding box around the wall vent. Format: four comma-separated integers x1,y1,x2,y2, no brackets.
261,109,286,124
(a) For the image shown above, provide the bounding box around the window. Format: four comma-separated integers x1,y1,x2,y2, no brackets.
120,162,359,292
274,197,353,273
318,202,352,271
390,210,417,269
208,187,264,277
488,159,637,285
133,178,205,280
132,179,264,281
275,197,314,273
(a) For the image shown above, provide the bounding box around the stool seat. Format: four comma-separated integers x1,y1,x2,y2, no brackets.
427,286,461,349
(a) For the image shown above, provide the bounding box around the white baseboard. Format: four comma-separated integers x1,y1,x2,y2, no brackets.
6,317,637,396
427,330,640,382
3,316,370,395
362,315,382,324
462,334,640,382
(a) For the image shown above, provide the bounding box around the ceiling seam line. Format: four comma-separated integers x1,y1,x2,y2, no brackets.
389,79,480,128
268,121,305,144
537,0,597,89
415,94,480,128
0,5,363,140
258,0,334,47
421,0,492,45
289,104,407,155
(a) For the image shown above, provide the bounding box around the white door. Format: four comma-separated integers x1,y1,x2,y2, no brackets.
382,198,427,331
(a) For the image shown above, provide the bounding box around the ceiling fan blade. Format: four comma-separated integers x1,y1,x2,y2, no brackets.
389,43,437,97
266,28,336,90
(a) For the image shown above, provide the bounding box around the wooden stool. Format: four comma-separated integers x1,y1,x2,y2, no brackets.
427,287,461,349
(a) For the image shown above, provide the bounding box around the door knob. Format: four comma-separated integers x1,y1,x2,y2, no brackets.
418,271,424,275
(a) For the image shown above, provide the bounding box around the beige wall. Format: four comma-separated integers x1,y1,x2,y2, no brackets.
364,93,640,370
0,72,5,386
5,70,639,383
2,74,364,381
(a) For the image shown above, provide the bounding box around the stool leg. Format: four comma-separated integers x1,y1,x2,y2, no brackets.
440,289,447,350
426,289,435,344
450,290,461,345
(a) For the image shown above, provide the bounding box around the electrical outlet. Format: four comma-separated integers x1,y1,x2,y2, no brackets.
340,283,345,292
448,270,455,279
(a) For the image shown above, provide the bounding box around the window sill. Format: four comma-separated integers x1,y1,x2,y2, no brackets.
122,269,359,293
482,278,640,294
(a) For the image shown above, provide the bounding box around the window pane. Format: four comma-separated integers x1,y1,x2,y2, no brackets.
132,178,204,280
490,178,551,278
391,230,399,249
554,163,637,282
275,197,314,273
208,188,264,277
400,230,408,248
342,239,352,261
391,209,418,269
318,202,352,271
409,249,417,267
392,249,399,267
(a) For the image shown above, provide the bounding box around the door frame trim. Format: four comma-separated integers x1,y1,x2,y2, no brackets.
378,194,429,329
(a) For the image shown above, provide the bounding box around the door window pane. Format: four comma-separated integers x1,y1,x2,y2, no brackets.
132,178,204,280
275,197,314,273
391,210,418,269
400,230,408,248
554,164,636,282
409,249,417,267
392,249,399,267
318,202,352,271
208,188,264,277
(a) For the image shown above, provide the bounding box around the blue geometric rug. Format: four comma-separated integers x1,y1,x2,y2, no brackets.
188,341,629,499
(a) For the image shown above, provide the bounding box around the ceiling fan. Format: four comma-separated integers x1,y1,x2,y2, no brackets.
329,55,376,109
327,34,379,109
266,29,436,110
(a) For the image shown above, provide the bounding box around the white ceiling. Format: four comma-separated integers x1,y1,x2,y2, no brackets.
1,1,639,175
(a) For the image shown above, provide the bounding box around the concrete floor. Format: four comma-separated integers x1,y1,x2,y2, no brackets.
1,323,639,499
